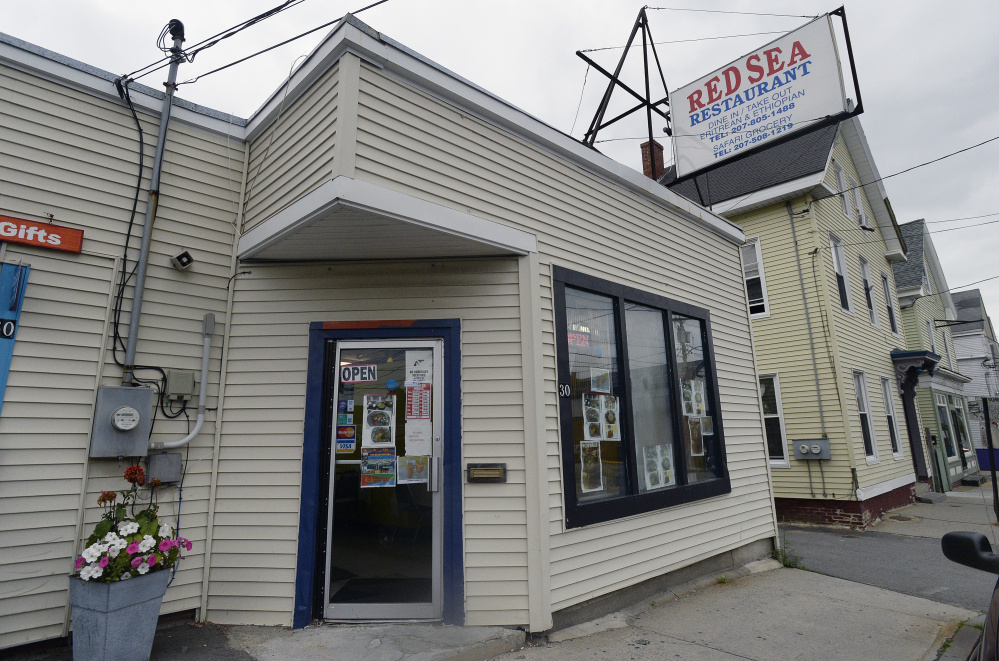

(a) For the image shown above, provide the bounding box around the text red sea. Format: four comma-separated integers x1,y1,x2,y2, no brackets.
684,40,813,161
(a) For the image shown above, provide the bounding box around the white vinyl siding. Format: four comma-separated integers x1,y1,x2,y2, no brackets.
853,371,877,462
759,374,788,466
881,377,901,457
830,234,852,312
352,62,774,617
741,238,769,318
0,61,242,648
859,257,877,327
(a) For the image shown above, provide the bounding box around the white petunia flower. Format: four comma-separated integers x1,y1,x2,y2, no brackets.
91,566,103,579
121,572,132,580
138,535,155,553
118,521,139,536
79,565,94,581
108,546,120,558
136,562,149,575
103,532,120,544
82,544,102,563
158,524,173,538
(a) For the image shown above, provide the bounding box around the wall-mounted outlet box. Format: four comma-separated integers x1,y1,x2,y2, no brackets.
165,370,196,401
147,452,183,484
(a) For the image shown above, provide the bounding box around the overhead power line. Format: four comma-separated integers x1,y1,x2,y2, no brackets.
579,29,788,53
177,0,391,86
644,6,818,19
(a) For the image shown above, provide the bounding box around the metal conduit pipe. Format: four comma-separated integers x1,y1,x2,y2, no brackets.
151,313,214,450
788,201,827,436
123,19,185,384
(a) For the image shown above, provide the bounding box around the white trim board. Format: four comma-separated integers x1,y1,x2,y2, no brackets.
855,473,915,501
237,175,538,260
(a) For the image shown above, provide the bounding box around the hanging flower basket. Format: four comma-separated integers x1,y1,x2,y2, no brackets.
69,465,192,661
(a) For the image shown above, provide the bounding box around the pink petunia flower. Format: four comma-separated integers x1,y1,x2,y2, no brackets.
131,556,144,569
126,542,140,555
98,556,110,568
178,537,193,551
158,539,173,552
148,554,158,566
75,557,85,570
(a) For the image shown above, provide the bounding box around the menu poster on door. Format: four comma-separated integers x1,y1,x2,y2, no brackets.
362,394,396,448
405,418,432,456
406,350,432,385
360,448,396,487
643,444,676,491
406,382,431,420
397,455,429,484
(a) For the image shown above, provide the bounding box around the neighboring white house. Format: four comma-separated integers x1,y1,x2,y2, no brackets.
952,289,999,469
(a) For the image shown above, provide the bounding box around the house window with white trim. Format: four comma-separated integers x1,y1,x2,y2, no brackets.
830,234,851,312
923,262,933,294
936,393,957,457
860,257,877,326
881,377,901,456
927,319,937,354
759,374,787,465
848,176,869,228
833,161,850,217
945,331,954,369
882,273,898,334
741,238,768,317
853,371,877,459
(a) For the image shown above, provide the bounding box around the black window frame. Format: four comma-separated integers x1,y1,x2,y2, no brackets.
553,266,731,529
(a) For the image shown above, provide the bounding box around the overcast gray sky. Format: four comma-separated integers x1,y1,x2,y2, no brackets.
5,0,999,327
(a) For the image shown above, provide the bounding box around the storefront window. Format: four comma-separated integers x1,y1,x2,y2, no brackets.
554,268,730,529
564,288,627,502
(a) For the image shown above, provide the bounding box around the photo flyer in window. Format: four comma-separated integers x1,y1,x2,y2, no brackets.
360,447,396,488
643,444,676,490
362,394,396,449
693,380,706,417
583,393,603,441
700,415,714,436
681,378,695,417
397,455,429,484
580,440,604,492
590,368,611,394
601,394,620,441
689,417,705,456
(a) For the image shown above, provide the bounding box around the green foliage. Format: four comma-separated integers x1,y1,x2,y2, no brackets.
716,575,730,584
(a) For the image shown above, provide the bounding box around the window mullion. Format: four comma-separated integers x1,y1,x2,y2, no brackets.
664,309,689,486
615,294,639,495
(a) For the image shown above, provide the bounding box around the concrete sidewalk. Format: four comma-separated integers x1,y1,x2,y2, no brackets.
492,565,979,661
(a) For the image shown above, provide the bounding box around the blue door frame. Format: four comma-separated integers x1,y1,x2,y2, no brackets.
294,319,464,627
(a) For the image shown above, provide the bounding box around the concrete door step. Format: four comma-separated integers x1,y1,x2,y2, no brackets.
915,491,947,504
962,474,989,486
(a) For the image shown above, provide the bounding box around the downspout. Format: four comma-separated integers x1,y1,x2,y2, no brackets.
788,201,827,436
150,313,214,450
122,19,185,384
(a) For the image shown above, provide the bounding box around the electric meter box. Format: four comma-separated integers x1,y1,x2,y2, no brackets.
90,386,156,457
792,438,831,460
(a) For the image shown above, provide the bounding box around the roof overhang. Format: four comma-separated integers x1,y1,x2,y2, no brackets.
237,176,537,262
712,173,836,216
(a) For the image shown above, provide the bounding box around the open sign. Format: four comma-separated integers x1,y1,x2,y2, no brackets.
340,364,377,383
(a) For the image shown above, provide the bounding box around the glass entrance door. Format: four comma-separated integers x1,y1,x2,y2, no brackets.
324,340,443,620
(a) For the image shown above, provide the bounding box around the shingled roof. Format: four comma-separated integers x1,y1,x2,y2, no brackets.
893,220,926,291
952,289,987,334
659,124,839,207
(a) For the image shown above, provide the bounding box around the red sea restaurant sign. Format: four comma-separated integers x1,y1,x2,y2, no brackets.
0,215,84,253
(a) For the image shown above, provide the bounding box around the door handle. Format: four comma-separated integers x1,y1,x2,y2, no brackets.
429,456,441,492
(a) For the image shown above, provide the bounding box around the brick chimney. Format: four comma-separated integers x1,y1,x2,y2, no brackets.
641,140,664,180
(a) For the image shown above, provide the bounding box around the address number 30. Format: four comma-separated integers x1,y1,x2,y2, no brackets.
558,384,571,398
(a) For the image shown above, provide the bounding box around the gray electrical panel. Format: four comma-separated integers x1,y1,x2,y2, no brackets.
792,438,831,460
147,452,183,484
90,386,156,457
165,370,196,401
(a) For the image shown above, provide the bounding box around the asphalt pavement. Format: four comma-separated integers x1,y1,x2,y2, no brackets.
783,495,999,613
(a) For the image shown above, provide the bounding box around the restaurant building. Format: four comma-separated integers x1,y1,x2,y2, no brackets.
0,15,777,649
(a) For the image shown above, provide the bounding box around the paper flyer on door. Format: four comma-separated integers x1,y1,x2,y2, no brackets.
406,349,432,385
397,455,429,484
360,448,396,487
405,418,432,456
362,394,396,448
